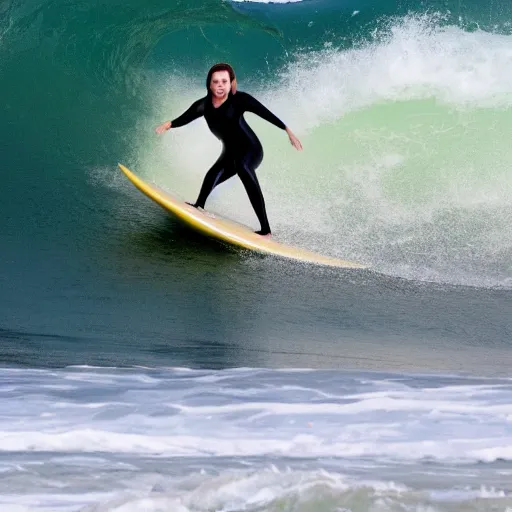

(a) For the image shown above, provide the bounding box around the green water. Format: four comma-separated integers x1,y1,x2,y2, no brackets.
0,0,511,371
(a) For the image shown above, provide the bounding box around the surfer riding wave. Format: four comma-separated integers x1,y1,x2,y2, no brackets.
155,63,303,237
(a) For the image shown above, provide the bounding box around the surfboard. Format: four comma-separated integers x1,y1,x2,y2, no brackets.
118,163,366,269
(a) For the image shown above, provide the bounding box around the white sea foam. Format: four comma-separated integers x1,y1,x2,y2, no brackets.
268,14,512,129
1,368,512,463
2,368,512,510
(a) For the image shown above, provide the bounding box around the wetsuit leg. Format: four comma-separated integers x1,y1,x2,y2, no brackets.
236,150,271,235
192,153,236,208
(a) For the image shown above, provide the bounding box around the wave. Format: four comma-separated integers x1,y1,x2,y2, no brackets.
2,0,511,288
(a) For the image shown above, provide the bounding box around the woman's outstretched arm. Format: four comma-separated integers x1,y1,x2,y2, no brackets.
155,97,206,134
240,92,302,151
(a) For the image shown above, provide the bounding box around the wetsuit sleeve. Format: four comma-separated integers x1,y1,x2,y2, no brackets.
170,98,205,128
239,92,286,130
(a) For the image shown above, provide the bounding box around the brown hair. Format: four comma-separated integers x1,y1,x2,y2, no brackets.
206,63,237,95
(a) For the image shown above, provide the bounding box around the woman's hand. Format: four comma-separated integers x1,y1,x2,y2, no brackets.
155,121,171,134
286,127,303,151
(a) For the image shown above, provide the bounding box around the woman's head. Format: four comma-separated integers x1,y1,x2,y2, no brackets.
206,63,237,98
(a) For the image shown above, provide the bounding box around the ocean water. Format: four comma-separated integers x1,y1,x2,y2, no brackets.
1,0,512,510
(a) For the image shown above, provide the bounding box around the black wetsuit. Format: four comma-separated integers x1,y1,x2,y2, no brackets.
170,91,286,235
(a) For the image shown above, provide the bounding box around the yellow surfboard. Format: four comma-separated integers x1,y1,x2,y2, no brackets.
118,163,366,269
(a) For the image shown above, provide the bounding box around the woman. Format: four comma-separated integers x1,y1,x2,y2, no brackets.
155,63,302,237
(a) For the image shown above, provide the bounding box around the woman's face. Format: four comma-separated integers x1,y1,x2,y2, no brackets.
210,70,231,99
